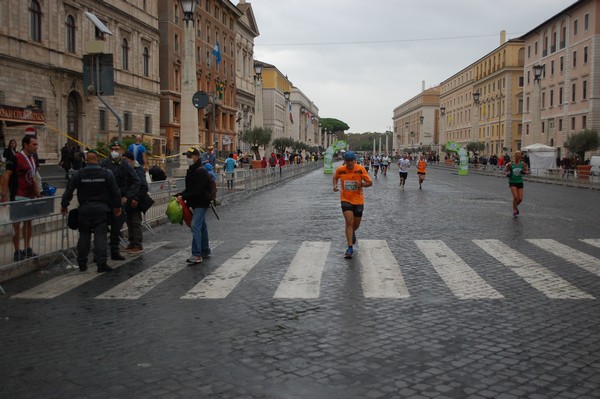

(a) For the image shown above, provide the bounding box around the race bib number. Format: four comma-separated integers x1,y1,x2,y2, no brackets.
343,180,359,191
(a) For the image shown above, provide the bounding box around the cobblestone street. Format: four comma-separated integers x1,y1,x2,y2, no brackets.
2,165,600,398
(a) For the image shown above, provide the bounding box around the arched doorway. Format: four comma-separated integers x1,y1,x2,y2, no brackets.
66,92,81,146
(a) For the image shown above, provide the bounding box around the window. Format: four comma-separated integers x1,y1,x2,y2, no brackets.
572,83,576,102
534,41,538,55
527,45,531,58
560,56,564,72
560,26,566,48
583,80,587,100
526,97,530,112
66,15,76,52
519,76,524,87
574,20,578,35
571,117,576,131
542,122,545,134
143,47,149,77
585,13,589,30
144,115,151,134
551,60,554,75
559,87,563,105
559,119,563,131
584,46,588,63
99,109,107,131
29,0,42,42
583,115,587,129
174,34,179,53
174,3,179,24
542,92,546,108
573,51,577,67
124,112,132,131
550,90,554,107
121,38,129,70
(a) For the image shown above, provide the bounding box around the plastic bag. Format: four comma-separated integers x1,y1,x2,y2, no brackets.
177,197,193,228
166,197,183,224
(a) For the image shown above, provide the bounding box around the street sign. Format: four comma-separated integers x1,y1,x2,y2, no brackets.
83,54,114,96
192,91,209,110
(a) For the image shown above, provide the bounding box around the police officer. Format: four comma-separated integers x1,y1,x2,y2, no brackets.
100,141,140,260
61,150,122,272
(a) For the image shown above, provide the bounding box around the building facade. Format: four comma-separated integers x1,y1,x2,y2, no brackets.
258,62,292,146
234,0,259,155
392,85,440,154
158,0,242,157
521,0,599,159
290,87,319,149
0,0,160,162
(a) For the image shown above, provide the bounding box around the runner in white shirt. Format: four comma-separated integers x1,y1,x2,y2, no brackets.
381,154,390,176
397,153,410,189
372,155,380,178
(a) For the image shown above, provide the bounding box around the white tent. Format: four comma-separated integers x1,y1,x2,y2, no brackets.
521,143,557,171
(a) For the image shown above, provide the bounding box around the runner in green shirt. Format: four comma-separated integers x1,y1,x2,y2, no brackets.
505,151,529,218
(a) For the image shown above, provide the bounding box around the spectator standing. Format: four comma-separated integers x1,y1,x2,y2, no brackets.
261,156,267,170
1,135,41,261
100,141,141,260
278,153,286,176
59,143,73,180
201,145,216,167
178,147,213,264
224,152,236,191
61,150,122,272
122,151,148,254
127,135,149,172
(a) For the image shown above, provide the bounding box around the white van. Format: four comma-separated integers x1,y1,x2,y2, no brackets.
590,156,600,176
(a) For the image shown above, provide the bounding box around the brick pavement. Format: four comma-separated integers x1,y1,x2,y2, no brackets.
1,165,600,398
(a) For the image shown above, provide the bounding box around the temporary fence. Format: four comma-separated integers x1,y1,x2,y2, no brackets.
0,160,323,288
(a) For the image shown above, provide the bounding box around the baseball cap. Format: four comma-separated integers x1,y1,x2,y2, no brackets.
182,146,200,156
344,151,356,160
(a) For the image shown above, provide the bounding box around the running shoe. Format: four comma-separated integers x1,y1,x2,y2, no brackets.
186,256,203,264
516,207,520,215
344,247,353,259
352,232,356,245
513,210,518,219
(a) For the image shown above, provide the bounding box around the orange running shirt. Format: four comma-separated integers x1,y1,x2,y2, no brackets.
334,164,372,205
417,160,427,173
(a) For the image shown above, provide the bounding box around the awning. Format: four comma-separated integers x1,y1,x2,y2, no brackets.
0,105,46,126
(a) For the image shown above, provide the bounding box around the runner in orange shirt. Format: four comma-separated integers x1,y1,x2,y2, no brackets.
416,154,428,189
333,151,372,259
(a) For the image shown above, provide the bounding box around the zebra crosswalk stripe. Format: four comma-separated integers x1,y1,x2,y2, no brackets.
96,241,224,300
358,240,409,298
273,241,330,299
181,240,278,299
580,239,600,249
528,239,600,278
11,241,169,299
415,240,504,299
474,239,593,299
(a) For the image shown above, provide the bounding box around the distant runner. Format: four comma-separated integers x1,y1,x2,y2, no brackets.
398,153,410,189
416,154,427,189
333,151,373,259
505,150,529,218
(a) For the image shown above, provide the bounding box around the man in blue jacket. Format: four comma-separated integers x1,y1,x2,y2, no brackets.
178,147,212,264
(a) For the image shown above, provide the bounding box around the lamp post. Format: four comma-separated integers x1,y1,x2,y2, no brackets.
418,116,424,154
300,106,306,143
283,91,290,146
405,122,409,151
532,64,544,145
175,0,199,176
473,91,480,151
440,107,446,158
254,62,263,129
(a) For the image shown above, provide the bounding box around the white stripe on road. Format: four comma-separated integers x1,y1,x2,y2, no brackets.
273,241,330,299
474,239,593,299
11,241,169,299
581,239,600,249
96,241,224,300
528,239,600,277
415,240,503,299
182,240,278,299
358,240,409,298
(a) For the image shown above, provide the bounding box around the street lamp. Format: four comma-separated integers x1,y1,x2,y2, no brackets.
473,91,480,145
533,64,544,81
418,116,424,154
532,65,544,143
440,107,446,158
404,122,409,150
175,0,199,176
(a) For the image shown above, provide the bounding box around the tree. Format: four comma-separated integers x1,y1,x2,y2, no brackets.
565,129,599,163
272,137,294,155
320,117,350,135
240,127,272,159
466,142,485,154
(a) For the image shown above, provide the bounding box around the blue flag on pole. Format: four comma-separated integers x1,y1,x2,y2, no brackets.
212,41,222,65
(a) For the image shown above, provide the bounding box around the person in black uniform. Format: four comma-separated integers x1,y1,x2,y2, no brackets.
100,141,140,260
61,150,122,272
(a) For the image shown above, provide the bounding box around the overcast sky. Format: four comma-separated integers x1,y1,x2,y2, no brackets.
251,0,576,133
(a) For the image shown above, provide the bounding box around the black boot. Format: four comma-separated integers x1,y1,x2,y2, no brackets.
97,264,113,273
111,252,125,261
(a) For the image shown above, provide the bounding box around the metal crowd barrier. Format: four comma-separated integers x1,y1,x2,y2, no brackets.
0,161,323,288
